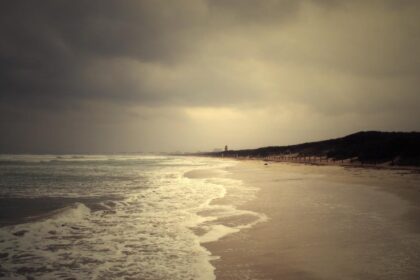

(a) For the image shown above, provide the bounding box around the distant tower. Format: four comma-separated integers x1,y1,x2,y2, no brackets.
225,145,228,152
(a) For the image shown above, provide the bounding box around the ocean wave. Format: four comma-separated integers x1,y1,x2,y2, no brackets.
0,156,264,279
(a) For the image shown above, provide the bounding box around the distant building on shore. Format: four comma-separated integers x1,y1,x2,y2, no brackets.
225,145,228,152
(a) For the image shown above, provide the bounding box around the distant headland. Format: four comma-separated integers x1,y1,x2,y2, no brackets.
196,131,420,167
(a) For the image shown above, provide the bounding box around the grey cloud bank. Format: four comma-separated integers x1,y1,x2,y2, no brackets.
1,0,420,153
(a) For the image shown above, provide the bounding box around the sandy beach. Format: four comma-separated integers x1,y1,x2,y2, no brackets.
205,160,420,280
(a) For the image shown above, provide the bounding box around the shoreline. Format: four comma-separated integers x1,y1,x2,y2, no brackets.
204,159,420,280
212,155,420,172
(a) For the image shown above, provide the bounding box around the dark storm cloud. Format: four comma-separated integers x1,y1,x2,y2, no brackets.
2,0,417,107
0,0,273,112
0,1,204,107
0,1,239,109
1,0,420,153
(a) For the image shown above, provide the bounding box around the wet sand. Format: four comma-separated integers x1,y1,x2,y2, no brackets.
205,160,420,280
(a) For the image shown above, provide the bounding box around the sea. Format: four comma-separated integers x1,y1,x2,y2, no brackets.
0,155,265,280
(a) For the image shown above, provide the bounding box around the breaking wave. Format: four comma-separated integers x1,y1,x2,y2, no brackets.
0,156,265,279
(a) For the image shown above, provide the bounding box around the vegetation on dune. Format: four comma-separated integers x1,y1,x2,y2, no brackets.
203,131,420,166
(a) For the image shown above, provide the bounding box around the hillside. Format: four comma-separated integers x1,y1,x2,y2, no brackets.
204,131,420,166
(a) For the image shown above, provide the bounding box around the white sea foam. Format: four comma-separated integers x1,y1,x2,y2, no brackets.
0,155,266,279
199,224,240,243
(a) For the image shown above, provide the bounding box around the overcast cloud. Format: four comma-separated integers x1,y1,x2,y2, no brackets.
1,0,420,153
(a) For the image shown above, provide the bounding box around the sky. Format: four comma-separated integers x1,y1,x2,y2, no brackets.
1,0,420,154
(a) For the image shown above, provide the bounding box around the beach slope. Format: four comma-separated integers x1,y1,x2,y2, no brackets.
205,160,420,280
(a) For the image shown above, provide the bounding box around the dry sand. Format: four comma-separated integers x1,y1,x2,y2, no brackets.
205,160,420,280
